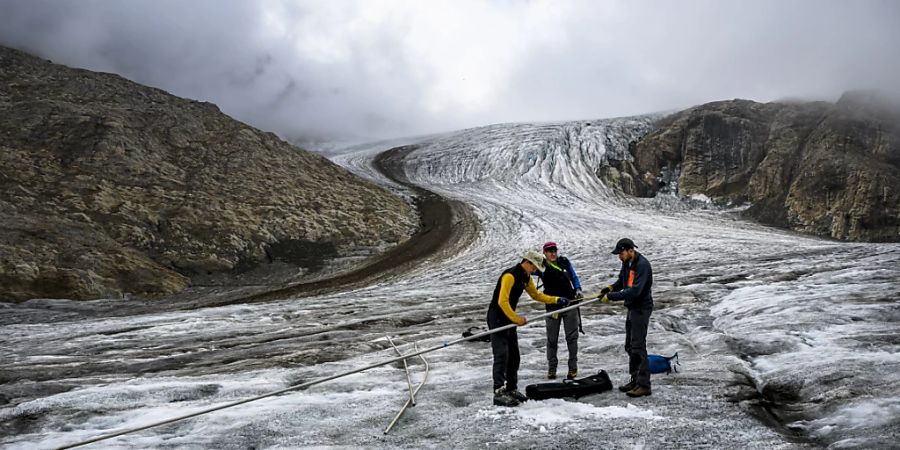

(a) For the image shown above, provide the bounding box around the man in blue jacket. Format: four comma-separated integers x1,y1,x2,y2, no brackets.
600,238,653,397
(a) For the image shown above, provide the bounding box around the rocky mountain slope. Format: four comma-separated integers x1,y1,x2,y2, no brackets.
0,45,416,301
622,94,900,241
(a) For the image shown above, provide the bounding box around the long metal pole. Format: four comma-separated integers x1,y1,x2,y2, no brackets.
57,294,603,449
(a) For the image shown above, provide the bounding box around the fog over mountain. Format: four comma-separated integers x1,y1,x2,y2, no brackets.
1,0,899,141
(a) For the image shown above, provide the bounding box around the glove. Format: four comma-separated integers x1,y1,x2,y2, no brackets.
557,297,569,307
514,316,527,326
551,313,560,320
600,285,612,295
574,289,584,299
600,295,610,304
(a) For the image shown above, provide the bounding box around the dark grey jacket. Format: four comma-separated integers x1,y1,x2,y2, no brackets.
607,251,653,310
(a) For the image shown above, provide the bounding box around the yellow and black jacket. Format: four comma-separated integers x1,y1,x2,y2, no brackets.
487,264,558,327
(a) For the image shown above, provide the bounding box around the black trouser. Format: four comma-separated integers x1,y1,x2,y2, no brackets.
625,306,652,387
490,327,520,390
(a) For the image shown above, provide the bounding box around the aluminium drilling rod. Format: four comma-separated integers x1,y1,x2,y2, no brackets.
57,294,604,449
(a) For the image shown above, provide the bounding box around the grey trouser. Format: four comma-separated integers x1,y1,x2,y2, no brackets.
545,309,579,371
625,306,653,387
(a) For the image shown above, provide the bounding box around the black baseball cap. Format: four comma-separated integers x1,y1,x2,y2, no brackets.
611,238,637,254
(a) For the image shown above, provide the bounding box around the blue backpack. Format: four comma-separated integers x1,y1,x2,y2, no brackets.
648,352,679,375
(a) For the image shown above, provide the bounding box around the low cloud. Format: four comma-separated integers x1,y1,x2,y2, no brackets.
2,0,898,142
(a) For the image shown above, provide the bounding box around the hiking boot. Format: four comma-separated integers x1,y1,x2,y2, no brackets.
493,388,521,407
618,379,636,392
547,368,557,379
626,385,652,397
507,389,528,403
566,369,577,380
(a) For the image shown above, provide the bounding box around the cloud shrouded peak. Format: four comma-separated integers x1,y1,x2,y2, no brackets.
1,0,898,142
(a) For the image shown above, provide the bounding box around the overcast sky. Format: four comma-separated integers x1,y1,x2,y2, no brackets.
2,0,899,143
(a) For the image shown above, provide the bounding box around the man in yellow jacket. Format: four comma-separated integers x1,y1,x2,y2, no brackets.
487,250,569,407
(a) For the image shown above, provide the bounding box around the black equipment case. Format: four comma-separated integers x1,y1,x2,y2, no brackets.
525,370,613,400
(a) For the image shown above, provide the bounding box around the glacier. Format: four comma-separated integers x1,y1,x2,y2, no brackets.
1,116,898,449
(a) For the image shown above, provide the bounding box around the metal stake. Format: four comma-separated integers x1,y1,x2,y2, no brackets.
384,342,430,434
387,335,416,406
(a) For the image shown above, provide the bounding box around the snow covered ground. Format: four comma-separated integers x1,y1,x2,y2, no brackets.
2,117,899,449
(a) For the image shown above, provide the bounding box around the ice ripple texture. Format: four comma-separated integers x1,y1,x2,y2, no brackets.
2,117,899,449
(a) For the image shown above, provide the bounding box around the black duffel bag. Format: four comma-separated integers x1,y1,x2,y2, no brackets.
525,370,613,400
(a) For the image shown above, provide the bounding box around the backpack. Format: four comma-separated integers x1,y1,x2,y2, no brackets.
462,326,491,342
648,352,679,375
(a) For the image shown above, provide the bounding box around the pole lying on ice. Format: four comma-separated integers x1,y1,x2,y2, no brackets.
57,294,604,449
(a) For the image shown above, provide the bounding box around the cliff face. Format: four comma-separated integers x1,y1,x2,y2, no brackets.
628,95,900,242
0,46,417,301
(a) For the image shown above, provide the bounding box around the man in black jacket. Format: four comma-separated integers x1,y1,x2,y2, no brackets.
536,241,583,380
487,249,569,407
600,238,653,397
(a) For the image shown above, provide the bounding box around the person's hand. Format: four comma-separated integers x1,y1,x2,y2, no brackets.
557,297,569,307
515,316,527,326
600,285,612,295
600,295,610,304
574,289,584,299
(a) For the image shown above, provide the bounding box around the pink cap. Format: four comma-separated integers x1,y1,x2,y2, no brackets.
543,241,558,251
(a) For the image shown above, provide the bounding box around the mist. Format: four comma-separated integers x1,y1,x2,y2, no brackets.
1,0,898,143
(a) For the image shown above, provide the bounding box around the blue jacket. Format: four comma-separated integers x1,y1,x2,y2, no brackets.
534,256,582,311
607,251,653,310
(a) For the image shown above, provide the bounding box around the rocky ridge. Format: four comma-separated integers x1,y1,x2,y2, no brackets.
616,94,900,242
0,45,417,301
